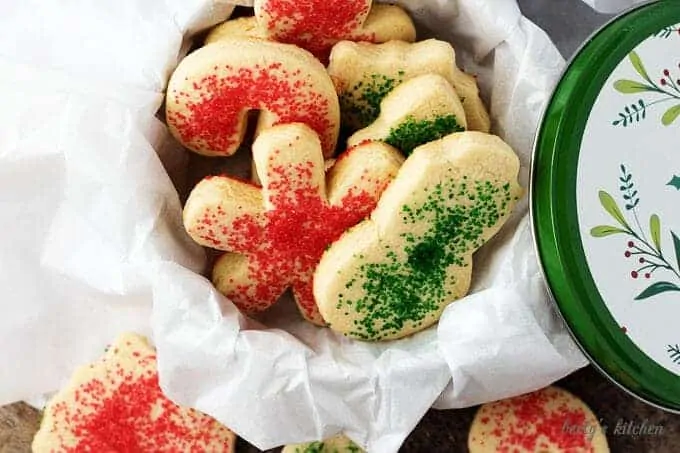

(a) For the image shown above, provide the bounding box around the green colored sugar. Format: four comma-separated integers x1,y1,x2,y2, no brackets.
339,178,515,340
296,442,324,453
384,114,465,155
340,72,404,128
294,440,362,453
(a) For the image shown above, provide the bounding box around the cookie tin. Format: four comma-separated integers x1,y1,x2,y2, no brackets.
532,0,680,412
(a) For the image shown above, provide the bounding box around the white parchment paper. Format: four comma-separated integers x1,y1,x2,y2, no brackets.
153,1,589,452
0,0,638,451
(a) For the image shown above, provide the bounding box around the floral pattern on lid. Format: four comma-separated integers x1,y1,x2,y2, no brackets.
578,23,680,377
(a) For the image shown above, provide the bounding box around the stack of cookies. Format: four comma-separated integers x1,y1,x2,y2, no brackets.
170,0,523,342
25,3,549,451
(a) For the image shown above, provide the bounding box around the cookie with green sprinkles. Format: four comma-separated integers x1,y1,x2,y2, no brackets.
314,131,523,341
282,434,365,453
327,39,490,131
347,74,466,155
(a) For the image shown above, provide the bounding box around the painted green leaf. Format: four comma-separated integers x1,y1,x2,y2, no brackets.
662,104,680,126
672,231,680,274
669,344,680,364
635,281,680,300
650,214,661,251
590,225,627,237
613,80,651,93
668,175,680,190
598,191,629,229
629,51,650,82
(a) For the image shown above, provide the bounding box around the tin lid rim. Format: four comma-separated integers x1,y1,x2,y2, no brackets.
530,0,680,412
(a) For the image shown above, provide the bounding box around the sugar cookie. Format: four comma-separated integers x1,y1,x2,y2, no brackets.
314,131,522,340
184,123,403,324
348,74,467,155
253,1,415,61
469,386,610,453
282,434,364,453
359,4,416,44
328,39,489,132
204,17,266,45
166,37,340,157
32,333,236,452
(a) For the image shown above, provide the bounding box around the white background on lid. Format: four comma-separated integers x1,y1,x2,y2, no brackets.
578,29,680,377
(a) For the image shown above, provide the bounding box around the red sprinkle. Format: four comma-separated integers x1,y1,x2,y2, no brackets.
476,387,597,452
47,344,232,452
259,0,375,61
206,147,390,322
168,62,336,156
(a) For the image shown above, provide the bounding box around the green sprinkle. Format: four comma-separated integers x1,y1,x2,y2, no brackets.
340,73,404,127
342,179,515,340
296,442,324,453
384,114,465,155
294,440,363,453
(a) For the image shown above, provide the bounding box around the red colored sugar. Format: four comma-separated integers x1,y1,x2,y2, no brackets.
483,388,595,453
259,0,374,61
206,158,385,321
50,351,231,452
168,62,335,156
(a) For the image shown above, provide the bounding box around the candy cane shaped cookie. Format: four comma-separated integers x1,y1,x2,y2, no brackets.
166,37,340,157
32,333,236,452
328,39,490,132
314,132,523,340
183,123,403,324
253,1,415,61
348,74,467,155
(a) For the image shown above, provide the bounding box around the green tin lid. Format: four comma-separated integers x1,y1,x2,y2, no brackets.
532,0,680,412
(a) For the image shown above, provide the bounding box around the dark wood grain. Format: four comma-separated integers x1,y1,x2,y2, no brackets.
0,403,40,453
6,366,677,452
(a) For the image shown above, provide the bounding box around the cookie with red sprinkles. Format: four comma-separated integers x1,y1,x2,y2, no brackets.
183,123,403,324
327,39,490,132
468,386,610,453
32,333,236,453
252,1,415,61
166,37,340,157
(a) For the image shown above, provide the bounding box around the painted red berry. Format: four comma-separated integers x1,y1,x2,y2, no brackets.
621,326,628,333
639,257,645,263
645,273,651,279
628,241,634,248
631,271,639,279
625,251,632,258
664,69,671,76
661,79,668,86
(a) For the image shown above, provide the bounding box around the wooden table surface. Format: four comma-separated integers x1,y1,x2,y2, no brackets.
2,366,678,452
